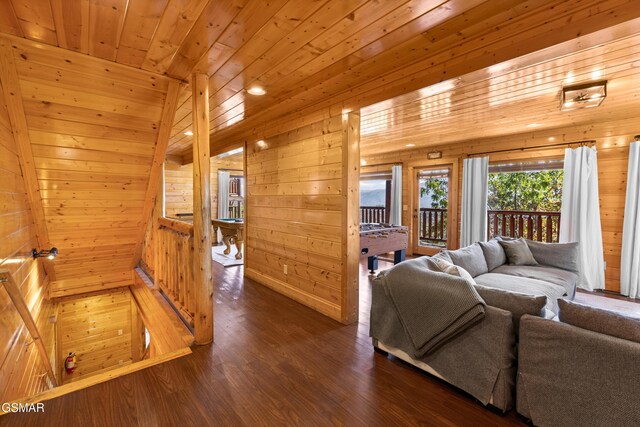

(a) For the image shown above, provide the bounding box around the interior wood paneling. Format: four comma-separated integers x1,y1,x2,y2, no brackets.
2,36,175,281
244,113,359,322
56,288,133,383
164,153,244,218
0,77,52,402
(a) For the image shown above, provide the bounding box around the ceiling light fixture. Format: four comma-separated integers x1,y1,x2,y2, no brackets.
405,143,416,147
256,139,267,149
360,159,367,166
526,123,541,128
247,86,266,96
184,130,193,136
561,80,607,112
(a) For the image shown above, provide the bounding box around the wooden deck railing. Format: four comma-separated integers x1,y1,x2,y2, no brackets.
155,218,195,327
419,208,447,244
487,210,561,243
361,206,386,223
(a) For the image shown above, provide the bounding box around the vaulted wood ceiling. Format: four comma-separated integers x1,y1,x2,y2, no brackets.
360,20,640,156
1,0,639,163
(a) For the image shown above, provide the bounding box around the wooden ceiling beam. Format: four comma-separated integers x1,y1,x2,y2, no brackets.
132,79,182,267
0,37,56,281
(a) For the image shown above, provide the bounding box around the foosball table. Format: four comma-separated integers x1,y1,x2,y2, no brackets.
360,223,409,273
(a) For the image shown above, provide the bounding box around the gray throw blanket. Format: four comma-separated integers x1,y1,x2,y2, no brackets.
378,257,486,357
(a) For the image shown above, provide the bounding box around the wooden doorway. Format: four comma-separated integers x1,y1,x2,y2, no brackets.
412,165,455,256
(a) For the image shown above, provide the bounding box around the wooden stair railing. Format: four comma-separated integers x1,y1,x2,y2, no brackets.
0,270,58,387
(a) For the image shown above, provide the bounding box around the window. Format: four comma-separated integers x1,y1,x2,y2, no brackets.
487,159,563,242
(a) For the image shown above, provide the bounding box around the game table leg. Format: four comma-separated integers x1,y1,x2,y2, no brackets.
394,249,406,264
368,255,378,274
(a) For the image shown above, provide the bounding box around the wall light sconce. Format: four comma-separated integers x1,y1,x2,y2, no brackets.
32,247,58,260
561,80,607,111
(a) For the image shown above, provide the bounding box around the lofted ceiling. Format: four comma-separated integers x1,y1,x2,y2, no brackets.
1,0,639,163
359,22,640,157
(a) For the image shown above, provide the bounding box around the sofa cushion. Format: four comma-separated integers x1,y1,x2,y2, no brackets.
558,299,640,344
491,265,578,299
431,250,453,264
498,238,538,266
474,272,564,314
473,283,546,332
526,240,579,273
478,239,507,271
447,243,489,278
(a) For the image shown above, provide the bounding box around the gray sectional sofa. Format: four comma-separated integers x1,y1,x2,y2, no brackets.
370,237,581,413
517,299,640,427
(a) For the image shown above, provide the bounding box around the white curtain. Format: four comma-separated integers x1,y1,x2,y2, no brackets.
460,156,489,247
621,141,640,298
559,147,605,291
217,171,230,243
389,165,402,225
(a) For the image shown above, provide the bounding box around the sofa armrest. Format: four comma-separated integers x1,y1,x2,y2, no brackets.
517,315,640,426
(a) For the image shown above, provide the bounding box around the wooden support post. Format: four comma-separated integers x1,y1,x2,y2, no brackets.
192,73,213,345
0,270,58,387
341,111,360,324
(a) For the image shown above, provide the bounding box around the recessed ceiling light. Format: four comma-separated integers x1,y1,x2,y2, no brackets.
360,159,367,166
256,139,267,148
526,123,541,128
405,143,416,147
247,86,266,96
184,130,193,136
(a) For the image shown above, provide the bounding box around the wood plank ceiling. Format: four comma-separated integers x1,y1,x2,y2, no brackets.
1,0,639,163
360,26,640,156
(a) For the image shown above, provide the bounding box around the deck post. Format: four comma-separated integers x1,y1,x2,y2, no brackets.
192,73,213,344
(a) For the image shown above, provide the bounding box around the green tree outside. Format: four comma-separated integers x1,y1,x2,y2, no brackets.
488,170,563,211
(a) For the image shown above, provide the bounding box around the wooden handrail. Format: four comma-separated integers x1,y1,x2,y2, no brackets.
0,270,58,387
158,217,194,236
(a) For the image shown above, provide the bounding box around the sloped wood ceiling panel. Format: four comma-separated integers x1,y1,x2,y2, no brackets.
5,37,174,281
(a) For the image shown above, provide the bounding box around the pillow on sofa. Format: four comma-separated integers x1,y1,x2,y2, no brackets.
431,250,453,264
431,257,476,284
474,284,546,331
478,239,507,271
498,238,538,266
447,243,489,277
558,299,640,344
526,240,579,273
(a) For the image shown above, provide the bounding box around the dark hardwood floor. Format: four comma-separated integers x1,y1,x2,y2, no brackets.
3,260,526,427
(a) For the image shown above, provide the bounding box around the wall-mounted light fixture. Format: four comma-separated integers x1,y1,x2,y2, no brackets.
32,247,58,260
561,80,607,112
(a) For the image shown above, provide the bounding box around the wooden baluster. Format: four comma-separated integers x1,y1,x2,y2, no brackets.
546,216,553,242
440,211,445,240
509,214,515,238
536,215,543,241
518,215,524,239
556,215,561,243
527,216,533,239
501,213,506,237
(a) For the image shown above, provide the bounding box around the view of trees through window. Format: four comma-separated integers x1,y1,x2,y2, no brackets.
488,170,563,211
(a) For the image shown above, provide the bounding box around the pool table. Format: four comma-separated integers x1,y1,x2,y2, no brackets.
212,218,244,259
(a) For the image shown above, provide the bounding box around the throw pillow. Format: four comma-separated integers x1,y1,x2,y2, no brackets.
558,299,640,344
498,238,538,266
431,250,453,264
447,243,489,277
478,239,507,271
526,240,579,273
474,284,546,332
431,257,475,284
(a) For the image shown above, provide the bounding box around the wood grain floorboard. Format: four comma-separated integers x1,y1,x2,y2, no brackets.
2,259,527,427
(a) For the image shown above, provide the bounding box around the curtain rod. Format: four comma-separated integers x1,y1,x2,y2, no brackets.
468,140,596,158
361,161,402,167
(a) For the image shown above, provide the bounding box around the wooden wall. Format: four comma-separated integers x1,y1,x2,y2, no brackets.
2,36,174,284
0,77,53,401
164,154,244,218
362,118,639,293
244,112,359,323
56,288,133,383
